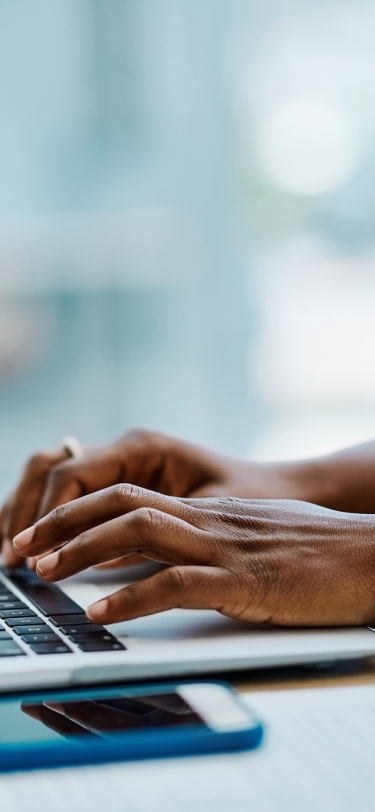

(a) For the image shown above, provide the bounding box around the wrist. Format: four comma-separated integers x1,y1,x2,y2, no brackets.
243,459,337,507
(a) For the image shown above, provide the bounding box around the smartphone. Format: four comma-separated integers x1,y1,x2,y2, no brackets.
0,681,263,772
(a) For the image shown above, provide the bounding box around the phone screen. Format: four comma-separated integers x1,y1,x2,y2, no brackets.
0,690,204,745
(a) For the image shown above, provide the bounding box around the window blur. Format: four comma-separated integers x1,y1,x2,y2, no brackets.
0,1,375,498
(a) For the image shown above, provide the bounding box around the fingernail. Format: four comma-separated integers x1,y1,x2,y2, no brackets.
87,598,109,622
13,526,35,552
36,551,59,576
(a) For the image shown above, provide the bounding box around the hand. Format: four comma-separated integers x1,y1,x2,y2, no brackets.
1,429,292,568
13,485,375,627
5,432,375,570
0,447,69,568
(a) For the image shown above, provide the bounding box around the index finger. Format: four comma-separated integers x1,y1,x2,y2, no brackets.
3,449,68,552
35,448,120,521
12,484,205,558
0,497,23,567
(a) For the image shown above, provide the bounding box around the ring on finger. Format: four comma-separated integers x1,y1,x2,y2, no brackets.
62,436,84,459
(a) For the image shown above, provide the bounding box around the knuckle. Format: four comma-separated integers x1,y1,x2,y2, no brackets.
46,462,70,487
71,530,91,559
26,452,51,475
130,506,155,529
123,428,154,445
165,566,190,593
144,507,165,528
49,503,68,530
111,482,143,505
123,428,166,448
132,507,169,532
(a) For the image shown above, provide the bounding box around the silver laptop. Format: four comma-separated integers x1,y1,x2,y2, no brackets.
1,563,375,693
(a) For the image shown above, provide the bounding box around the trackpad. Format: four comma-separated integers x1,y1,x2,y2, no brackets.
109,609,261,645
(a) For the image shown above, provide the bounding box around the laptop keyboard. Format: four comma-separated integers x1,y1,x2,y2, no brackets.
0,569,126,657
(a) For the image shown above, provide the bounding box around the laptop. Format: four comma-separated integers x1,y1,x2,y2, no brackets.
1,563,375,693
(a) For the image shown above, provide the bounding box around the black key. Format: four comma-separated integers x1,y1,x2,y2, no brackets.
13,624,48,635
50,614,91,627
30,642,72,655
40,605,84,617
21,633,63,644
0,631,12,640
59,624,105,635
0,593,13,601
0,640,25,656
5,615,41,627
7,571,84,616
0,601,28,610
0,609,39,619
77,641,126,652
39,606,84,618
68,632,116,643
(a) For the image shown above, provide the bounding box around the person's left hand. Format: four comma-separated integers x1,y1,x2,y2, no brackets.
12,485,375,627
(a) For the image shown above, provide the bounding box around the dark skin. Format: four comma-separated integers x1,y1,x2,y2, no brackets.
3,429,375,627
12,486,375,627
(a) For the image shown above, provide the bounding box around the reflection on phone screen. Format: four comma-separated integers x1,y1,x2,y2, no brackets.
19,693,203,742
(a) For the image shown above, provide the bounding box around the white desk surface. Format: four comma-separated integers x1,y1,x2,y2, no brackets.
3,567,375,811
2,665,375,812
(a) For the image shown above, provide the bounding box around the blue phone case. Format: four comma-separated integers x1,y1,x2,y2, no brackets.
0,681,263,772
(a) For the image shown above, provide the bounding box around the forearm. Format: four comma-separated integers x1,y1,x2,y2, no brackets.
253,440,375,513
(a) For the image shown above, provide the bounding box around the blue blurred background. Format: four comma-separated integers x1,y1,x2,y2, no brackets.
1,0,375,498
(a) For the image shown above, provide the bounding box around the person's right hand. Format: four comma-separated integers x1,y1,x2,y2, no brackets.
1,429,292,568
14,488,375,627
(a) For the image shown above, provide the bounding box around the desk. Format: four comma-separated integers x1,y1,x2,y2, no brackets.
2,658,375,812
235,654,375,694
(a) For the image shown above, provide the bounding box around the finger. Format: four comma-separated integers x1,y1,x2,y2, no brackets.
26,551,56,572
5,449,68,546
0,498,24,566
28,553,145,572
25,552,144,572
2,538,24,567
28,552,145,571
35,444,125,520
87,565,229,624
35,430,175,520
94,554,145,570
13,484,206,557
34,510,211,581
0,495,21,565
0,497,11,543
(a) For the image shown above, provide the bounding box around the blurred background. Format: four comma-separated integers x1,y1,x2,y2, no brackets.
1,0,375,498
